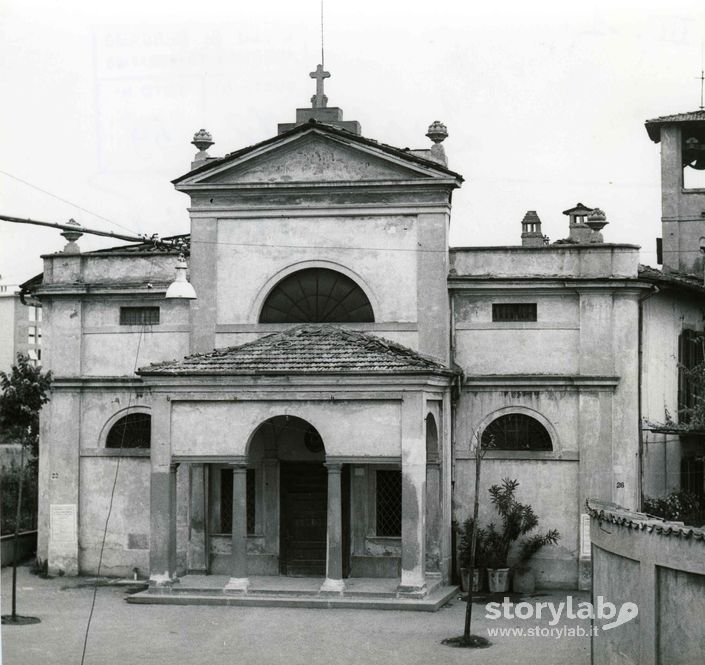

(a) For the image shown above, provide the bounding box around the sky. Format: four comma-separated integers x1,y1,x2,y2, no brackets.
1,0,704,285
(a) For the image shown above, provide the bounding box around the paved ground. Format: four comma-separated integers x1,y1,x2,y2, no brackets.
1,565,590,665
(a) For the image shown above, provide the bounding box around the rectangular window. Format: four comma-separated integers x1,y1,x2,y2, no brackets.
376,470,402,537
220,468,256,535
119,306,160,326
492,303,537,322
678,329,705,424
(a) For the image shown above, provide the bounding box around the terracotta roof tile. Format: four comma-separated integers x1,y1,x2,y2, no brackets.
587,499,705,540
138,324,455,377
645,109,705,142
638,264,705,294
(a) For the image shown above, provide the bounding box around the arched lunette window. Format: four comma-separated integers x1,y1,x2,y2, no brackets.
259,268,374,323
106,413,151,449
481,413,552,451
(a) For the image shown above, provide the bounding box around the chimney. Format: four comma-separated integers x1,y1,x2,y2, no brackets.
521,211,546,247
562,202,594,243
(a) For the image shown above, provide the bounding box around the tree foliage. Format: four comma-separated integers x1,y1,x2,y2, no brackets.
0,353,52,459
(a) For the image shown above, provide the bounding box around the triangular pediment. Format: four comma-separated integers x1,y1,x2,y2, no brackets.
175,126,459,187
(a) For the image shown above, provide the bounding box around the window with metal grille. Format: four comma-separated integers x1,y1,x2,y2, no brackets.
678,330,705,424
259,268,374,323
119,306,160,325
220,468,256,535
481,414,552,451
492,303,537,322
376,470,402,537
681,456,705,500
106,413,151,448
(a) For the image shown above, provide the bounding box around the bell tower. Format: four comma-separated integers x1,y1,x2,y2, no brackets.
645,109,705,275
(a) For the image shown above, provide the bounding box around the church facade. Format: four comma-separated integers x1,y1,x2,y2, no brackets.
29,71,705,598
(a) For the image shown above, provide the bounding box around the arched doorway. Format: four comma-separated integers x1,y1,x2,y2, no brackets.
248,416,329,577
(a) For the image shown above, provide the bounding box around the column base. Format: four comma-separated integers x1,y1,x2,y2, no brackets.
148,573,179,589
319,578,345,594
396,583,427,599
224,577,250,594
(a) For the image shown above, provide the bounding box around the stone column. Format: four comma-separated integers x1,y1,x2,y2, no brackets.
188,463,207,574
224,463,249,593
425,461,441,572
262,458,279,556
168,463,179,577
320,462,345,593
399,392,427,593
149,395,177,587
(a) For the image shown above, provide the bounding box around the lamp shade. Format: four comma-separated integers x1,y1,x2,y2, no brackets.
165,256,197,300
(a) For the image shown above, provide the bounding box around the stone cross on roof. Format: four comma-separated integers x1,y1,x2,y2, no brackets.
310,64,330,109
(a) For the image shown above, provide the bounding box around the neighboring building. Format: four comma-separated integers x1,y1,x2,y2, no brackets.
0,281,42,375
24,72,705,598
639,109,705,505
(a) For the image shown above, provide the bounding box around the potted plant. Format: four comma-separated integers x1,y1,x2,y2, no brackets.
482,478,560,593
513,530,561,593
457,518,488,592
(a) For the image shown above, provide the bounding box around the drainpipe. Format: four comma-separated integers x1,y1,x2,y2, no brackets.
638,284,660,511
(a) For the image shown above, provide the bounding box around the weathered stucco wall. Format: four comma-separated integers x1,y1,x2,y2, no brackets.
78,457,150,576
170,399,402,458
590,501,705,665
216,216,418,324
450,243,642,590
450,244,640,279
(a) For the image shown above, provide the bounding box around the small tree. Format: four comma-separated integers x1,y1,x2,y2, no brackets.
0,353,52,462
0,353,51,625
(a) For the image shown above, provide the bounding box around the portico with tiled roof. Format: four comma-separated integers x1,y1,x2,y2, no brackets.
137,325,457,601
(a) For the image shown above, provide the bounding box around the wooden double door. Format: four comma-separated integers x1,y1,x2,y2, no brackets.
279,462,350,577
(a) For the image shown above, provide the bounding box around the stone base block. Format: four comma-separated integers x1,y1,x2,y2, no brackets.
224,577,250,594
319,578,345,594
578,556,592,591
396,584,427,599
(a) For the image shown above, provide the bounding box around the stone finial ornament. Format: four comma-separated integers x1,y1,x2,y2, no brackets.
586,208,609,243
426,120,448,144
191,129,214,168
191,129,214,151
61,218,83,254
426,121,448,167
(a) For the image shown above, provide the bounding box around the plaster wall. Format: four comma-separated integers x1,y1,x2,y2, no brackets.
590,506,705,665
450,245,639,278
81,298,190,376
170,399,402,458
453,457,579,588
215,215,418,325
78,457,150,576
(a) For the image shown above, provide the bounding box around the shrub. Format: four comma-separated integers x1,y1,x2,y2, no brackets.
643,491,705,527
0,457,38,534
